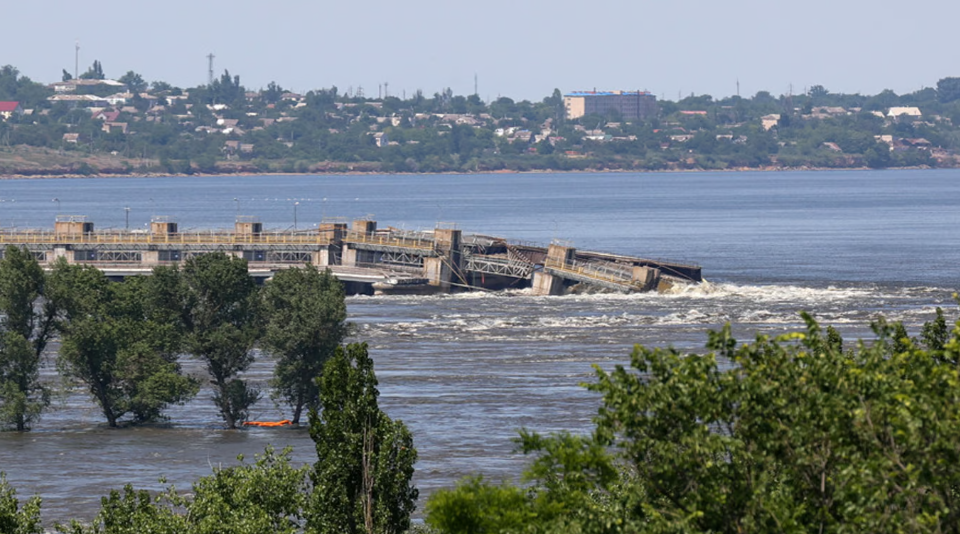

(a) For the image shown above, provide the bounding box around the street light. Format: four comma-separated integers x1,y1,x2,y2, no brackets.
294,201,299,230
124,207,131,230
233,197,240,217
52,198,60,213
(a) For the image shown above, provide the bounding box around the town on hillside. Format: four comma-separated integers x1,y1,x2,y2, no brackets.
1,62,959,175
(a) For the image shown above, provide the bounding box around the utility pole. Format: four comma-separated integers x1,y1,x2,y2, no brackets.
75,40,80,79
207,53,215,85
474,73,478,96
384,81,389,99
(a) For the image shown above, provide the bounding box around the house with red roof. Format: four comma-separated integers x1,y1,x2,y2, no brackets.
0,101,23,121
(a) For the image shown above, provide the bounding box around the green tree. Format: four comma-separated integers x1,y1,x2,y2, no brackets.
262,265,349,425
118,71,147,94
79,60,105,81
0,474,43,534
56,447,308,534
307,343,418,534
0,246,56,430
179,253,261,428
427,310,960,533
808,84,830,98
937,77,960,103
49,262,198,427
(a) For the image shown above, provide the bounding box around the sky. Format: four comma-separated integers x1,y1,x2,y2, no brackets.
4,0,959,102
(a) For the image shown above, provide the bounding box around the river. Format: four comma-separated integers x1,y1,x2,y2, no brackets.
0,169,957,524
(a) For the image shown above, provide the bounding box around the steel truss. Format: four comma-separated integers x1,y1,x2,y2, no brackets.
464,253,535,279
379,250,424,268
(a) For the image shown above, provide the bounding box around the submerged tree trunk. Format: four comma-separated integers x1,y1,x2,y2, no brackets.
292,392,304,426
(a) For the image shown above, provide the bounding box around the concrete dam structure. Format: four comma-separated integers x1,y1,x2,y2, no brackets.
0,216,702,296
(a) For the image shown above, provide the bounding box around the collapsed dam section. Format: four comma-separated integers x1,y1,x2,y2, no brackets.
0,215,702,296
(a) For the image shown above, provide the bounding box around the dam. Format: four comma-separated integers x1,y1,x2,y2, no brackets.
0,215,702,295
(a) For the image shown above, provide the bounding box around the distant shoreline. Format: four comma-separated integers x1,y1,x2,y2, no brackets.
0,164,942,180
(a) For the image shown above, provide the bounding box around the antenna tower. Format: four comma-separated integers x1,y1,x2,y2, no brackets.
207,53,215,85
474,73,478,96
74,40,80,79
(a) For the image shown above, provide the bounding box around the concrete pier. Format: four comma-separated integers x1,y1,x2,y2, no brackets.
0,216,702,296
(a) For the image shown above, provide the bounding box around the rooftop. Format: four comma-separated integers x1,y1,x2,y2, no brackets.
565,91,653,97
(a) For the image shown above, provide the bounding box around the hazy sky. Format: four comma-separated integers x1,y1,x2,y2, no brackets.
4,0,958,102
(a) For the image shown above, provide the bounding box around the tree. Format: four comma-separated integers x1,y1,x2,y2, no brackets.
307,343,418,534
937,77,960,103
262,265,349,425
808,84,830,98
179,253,261,428
49,262,198,427
263,81,285,104
0,246,56,431
0,474,43,534
61,69,73,82
56,447,308,534
79,60,105,81
118,71,147,94
427,310,960,533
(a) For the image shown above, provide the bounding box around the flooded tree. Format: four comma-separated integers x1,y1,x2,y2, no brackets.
179,253,261,429
262,265,349,425
308,343,418,534
0,246,56,431
49,261,198,427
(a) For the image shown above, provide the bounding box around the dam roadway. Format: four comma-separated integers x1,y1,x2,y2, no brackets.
0,215,702,295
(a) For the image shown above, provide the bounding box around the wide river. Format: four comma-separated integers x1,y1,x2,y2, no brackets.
0,169,957,524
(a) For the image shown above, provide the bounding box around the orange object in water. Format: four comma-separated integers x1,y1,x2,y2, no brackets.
243,420,292,427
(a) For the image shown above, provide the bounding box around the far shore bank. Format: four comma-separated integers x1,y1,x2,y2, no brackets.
0,164,945,181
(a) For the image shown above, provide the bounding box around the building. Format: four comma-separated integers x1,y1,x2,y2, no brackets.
887,107,922,119
0,101,23,121
563,90,658,121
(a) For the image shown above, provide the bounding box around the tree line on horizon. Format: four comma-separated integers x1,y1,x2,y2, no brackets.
3,300,960,533
2,63,960,174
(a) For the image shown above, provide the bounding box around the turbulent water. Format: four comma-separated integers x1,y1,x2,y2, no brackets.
0,169,957,523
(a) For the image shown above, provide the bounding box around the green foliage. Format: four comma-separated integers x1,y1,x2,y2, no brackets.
56,447,308,534
184,446,309,533
0,65,53,109
428,309,960,533
0,474,43,534
262,265,349,425
0,246,54,430
118,71,147,94
49,261,198,427
79,60,105,81
937,77,960,104
179,253,261,428
308,343,418,534
425,477,534,534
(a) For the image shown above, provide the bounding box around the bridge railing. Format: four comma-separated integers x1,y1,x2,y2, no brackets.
544,257,639,287
344,231,435,251
0,231,337,246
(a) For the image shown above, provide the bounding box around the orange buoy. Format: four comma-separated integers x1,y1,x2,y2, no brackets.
243,420,292,427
